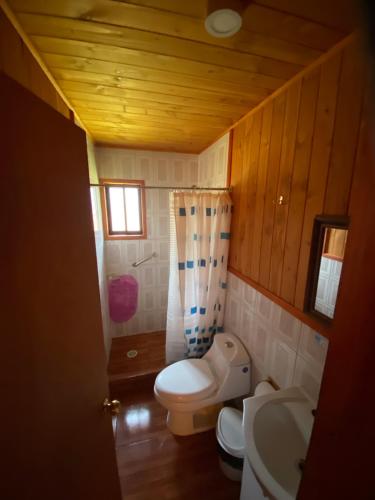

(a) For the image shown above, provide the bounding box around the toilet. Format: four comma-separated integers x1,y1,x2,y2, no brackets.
154,333,251,436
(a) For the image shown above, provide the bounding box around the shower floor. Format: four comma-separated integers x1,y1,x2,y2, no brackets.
108,331,166,396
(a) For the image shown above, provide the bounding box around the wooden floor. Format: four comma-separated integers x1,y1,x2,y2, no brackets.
113,387,241,500
108,331,166,395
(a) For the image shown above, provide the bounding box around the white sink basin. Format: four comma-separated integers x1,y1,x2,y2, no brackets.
243,386,315,500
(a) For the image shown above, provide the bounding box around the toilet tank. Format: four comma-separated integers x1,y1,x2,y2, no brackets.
204,333,249,378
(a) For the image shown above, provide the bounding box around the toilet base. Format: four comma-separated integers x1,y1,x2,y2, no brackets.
166,403,223,436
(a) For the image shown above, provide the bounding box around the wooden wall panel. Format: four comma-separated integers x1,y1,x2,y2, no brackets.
242,112,262,276
324,43,365,214
269,81,301,295
229,38,365,335
0,8,70,118
250,104,273,281
280,68,320,303
230,120,246,270
294,53,342,309
259,93,286,287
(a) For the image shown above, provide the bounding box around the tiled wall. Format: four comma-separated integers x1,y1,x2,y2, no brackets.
95,146,198,337
198,133,229,188
87,138,112,360
224,271,329,403
315,256,342,319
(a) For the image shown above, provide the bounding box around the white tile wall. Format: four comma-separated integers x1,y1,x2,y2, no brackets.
88,135,112,361
315,256,342,318
224,271,329,404
95,146,198,337
198,133,229,188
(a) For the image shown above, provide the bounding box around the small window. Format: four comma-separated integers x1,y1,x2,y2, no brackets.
100,179,147,240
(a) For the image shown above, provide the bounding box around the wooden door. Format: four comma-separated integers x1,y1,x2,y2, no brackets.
298,119,375,496
0,74,121,500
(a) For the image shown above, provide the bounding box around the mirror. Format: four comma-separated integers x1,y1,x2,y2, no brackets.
306,216,349,321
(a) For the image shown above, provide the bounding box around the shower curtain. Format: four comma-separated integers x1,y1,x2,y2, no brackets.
166,191,232,364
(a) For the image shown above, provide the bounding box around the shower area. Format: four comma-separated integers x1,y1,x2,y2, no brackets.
93,134,230,391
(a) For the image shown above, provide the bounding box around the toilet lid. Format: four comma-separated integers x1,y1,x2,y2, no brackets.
216,407,244,458
155,359,217,402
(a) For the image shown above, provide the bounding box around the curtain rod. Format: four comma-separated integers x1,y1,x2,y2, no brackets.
90,183,232,192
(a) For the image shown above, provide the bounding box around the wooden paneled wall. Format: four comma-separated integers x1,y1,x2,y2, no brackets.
0,7,70,118
229,36,366,333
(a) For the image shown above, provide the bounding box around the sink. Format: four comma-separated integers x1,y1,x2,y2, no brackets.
243,387,315,500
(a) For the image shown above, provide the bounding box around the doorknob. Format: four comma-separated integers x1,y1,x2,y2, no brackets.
102,398,121,414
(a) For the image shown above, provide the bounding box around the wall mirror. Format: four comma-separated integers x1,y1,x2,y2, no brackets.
306,215,349,322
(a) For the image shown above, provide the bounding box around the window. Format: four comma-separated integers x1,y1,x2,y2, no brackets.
100,179,147,240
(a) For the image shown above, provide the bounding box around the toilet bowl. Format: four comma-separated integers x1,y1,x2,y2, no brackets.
154,333,251,436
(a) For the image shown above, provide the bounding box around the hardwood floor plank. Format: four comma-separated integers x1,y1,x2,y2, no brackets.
114,388,241,500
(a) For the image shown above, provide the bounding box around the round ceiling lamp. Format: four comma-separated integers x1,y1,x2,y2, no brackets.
205,0,244,38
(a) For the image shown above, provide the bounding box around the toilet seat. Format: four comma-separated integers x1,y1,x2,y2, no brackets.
155,358,217,402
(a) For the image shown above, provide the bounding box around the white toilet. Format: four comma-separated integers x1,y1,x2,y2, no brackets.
154,333,251,436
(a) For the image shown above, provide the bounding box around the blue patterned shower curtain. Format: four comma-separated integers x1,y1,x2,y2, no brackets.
166,191,232,364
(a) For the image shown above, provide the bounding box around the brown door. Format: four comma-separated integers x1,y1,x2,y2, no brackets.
0,74,121,500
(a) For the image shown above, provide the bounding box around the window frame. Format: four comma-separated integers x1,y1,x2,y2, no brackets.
99,178,147,241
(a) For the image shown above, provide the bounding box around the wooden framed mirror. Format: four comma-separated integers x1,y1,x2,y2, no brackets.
305,215,349,322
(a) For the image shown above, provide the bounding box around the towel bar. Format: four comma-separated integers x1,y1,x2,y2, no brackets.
132,252,157,267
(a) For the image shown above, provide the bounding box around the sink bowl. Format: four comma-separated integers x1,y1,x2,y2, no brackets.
243,387,315,500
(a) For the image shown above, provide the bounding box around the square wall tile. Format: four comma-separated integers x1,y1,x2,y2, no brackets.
156,159,168,184
158,288,168,309
243,282,257,311
106,241,121,265
173,160,184,183
141,240,154,260
251,318,270,366
228,273,243,297
119,155,135,178
125,267,140,283
255,293,274,325
125,241,139,265
158,265,169,286
141,266,155,288
227,295,241,335
293,354,323,404
145,190,156,214
158,216,169,239
158,190,169,212
239,305,254,347
158,241,169,262
142,290,155,311
267,338,296,389
298,325,329,374
272,305,302,352
137,156,154,183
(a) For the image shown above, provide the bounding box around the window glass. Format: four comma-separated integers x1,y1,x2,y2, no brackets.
125,187,141,232
108,186,126,232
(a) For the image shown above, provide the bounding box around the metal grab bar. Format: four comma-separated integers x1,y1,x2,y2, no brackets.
132,251,157,268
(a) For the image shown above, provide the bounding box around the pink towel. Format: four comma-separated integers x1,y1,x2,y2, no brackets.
108,275,138,323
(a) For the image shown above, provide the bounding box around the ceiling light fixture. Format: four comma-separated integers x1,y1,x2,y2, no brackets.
205,0,244,38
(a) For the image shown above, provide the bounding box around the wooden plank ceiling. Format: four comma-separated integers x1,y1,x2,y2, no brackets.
7,0,354,153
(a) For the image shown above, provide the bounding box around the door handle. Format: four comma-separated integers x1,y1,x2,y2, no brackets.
102,398,121,414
